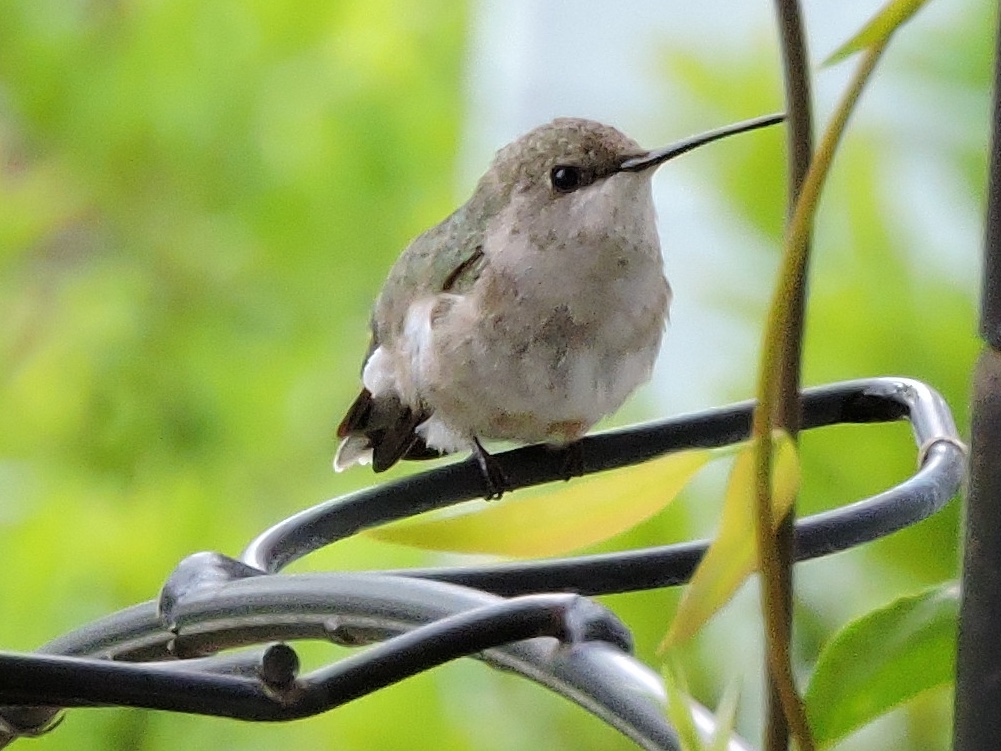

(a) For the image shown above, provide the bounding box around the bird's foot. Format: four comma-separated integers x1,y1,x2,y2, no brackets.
556,441,585,482
473,438,509,500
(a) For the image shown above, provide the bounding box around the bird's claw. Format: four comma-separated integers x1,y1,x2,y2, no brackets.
473,438,509,500
557,441,585,482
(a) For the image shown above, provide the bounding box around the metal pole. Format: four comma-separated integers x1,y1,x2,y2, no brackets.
952,6,1001,749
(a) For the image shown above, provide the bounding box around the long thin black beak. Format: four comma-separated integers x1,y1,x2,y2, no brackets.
619,112,785,172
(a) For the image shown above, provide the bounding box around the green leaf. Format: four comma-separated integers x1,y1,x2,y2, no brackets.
805,583,959,748
706,681,741,751
663,656,705,751
660,433,799,648
366,448,712,557
662,655,741,751
824,0,931,65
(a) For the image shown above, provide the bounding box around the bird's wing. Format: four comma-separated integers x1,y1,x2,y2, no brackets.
335,209,487,472
371,203,487,343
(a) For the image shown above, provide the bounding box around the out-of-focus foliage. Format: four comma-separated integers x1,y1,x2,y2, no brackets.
663,656,741,751
0,1,991,750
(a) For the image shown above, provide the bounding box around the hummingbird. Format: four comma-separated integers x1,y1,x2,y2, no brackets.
334,112,783,498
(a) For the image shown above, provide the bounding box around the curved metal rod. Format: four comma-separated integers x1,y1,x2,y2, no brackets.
0,377,961,751
0,592,635,717
0,575,736,751
240,377,963,592
392,433,961,596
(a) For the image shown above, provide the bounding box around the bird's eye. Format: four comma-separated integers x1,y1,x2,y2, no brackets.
551,165,583,193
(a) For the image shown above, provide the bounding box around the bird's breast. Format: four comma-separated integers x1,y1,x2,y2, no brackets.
431,261,669,442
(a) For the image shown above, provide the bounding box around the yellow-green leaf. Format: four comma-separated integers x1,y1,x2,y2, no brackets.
660,433,799,648
824,0,930,65
706,681,741,751
664,656,704,751
663,656,705,751
663,655,742,751
366,448,712,557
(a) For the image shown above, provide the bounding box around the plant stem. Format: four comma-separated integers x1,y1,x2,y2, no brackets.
753,37,888,751
766,1,813,749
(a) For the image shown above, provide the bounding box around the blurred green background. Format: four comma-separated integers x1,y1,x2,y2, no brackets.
0,1,991,749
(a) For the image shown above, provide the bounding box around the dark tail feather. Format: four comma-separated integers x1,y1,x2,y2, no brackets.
337,388,374,438
371,406,425,472
336,389,431,472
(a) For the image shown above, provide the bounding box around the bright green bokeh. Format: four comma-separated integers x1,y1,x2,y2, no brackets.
0,1,990,749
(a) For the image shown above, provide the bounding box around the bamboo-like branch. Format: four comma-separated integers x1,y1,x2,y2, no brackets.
766,1,813,749
753,37,889,751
